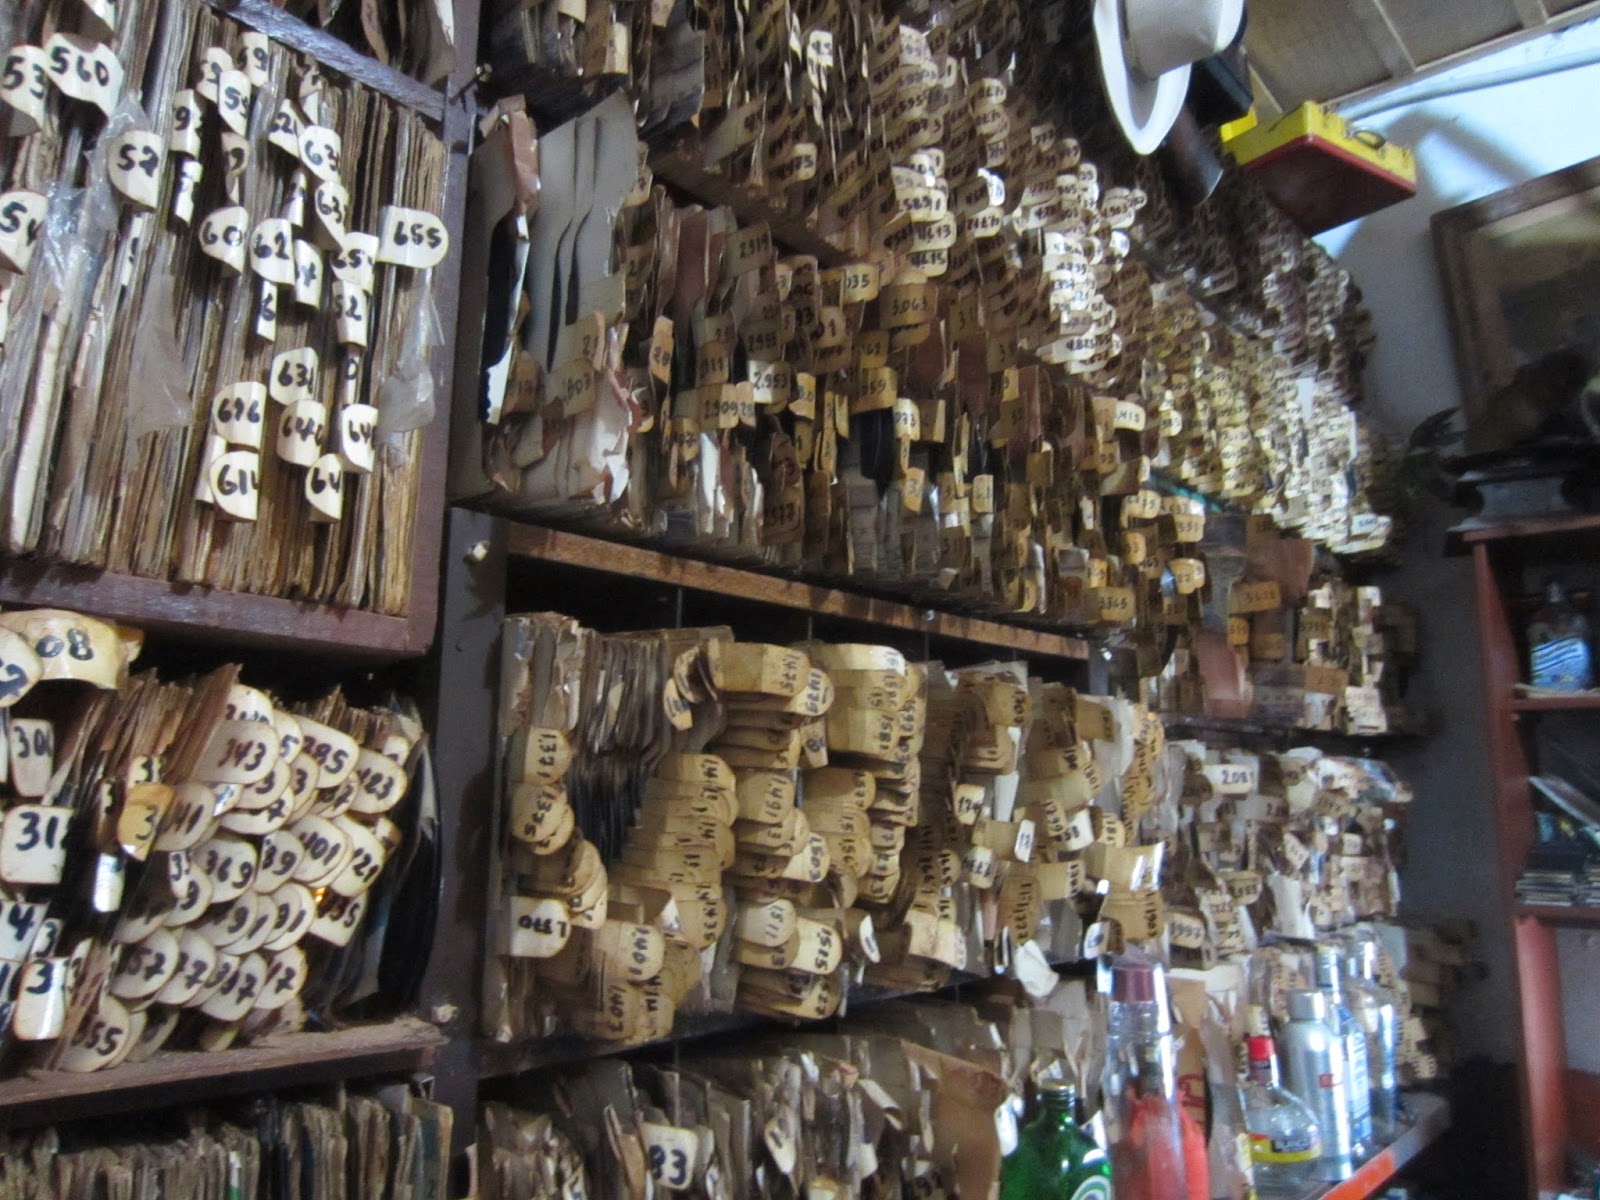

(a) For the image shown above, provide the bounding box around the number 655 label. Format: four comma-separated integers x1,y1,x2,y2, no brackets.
376,206,449,270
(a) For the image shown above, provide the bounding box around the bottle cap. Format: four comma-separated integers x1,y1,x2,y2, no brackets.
1108,954,1171,1031
1313,945,1343,988
1287,989,1328,1022
1246,1035,1276,1063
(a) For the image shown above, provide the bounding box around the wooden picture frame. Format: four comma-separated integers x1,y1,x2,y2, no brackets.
1433,155,1600,452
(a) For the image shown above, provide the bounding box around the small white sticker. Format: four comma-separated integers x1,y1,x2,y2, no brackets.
198,205,249,273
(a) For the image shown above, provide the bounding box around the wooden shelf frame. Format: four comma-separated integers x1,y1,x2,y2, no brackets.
0,1018,444,1128
1157,712,1419,746
1516,904,1600,928
197,0,447,119
503,522,1092,660
1510,693,1600,712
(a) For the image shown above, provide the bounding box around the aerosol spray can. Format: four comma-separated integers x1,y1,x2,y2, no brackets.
1281,989,1355,1182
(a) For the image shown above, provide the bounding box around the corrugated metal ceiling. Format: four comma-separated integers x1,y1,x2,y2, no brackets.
1245,0,1600,112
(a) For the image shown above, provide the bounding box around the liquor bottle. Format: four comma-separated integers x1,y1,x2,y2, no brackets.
1343,937,1401,1141
1240,1035,1322,1191
1101,955,1208,1200
1528,580,1593,691
1280,989,1354,1182
1000,1076,1114,1200
1314,944,1373,1156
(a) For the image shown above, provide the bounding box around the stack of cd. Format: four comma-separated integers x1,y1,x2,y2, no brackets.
1515,868,1579,907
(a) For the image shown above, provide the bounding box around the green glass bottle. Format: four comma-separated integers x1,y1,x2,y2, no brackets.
1000,1081,1114,1200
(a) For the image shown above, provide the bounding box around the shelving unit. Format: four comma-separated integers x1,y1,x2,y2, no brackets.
0,1019,445,1128
1459,512,1600,1197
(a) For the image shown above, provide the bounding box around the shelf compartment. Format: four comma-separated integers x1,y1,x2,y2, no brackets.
0,558,424,662
1516,904,1600,927
503,523,1091,661
1262,1092,1450,1200
198,0,446,120
1510,693,1600,713
0,1017,445,1127
1450,512,1600,549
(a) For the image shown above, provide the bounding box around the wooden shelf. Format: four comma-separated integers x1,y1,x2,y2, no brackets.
0,1017,444,1127
1510,693,1600,712
1452,511,1600,548
1158,712,1417,746
0,558,425,662
199,0,446,120
649,147,850,267
1263,1092,1450,1200
503,523,1091,661
1516,904,1600,927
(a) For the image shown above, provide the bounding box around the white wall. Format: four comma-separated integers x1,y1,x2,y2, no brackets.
1315,18,1600,1065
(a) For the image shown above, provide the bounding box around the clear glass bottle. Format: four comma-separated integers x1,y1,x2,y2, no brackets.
1100,955,1208,1200
1241,1035,1322,1191
1343,938,1400,1141
1313,944,1373,1156
1000,1078,1114,1200
1528,580,1593,691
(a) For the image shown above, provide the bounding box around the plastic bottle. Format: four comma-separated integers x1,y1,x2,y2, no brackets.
1240,1035,1322,1191
1100,954,1208,1200
1280,989,1354,1182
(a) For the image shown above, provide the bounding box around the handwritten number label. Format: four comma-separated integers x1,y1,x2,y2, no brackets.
216,69,252,136
305,454,344,523
312,180,348,247
269,347,319,406
13,957,68,1040
249,218,297,286
107,131,164,209
331,281,370,347
297,125,342,182
267,99,303,157
332,232,378,291
293,239,323,308
307,890,365,947
0,190,46,273
642,1124,698,1191
296,717,358,788
210,383,267,448
240,32,270,87
376,205,449,269
172,158,202,225
199,206,249,273
1,46,51,135
195,835,259,905
43,34,122,116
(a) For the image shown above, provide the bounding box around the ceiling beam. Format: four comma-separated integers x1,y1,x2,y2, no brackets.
1330,0,1600,108
1511,0,1551,27
1350,0,1419,78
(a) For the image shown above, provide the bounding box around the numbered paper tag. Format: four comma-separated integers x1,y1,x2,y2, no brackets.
199,205,249,273
0,610,124,690
332,231,378,290
0,628,42,708
215,69,252,135
155,930,216,1006
293,239,323,308
254,829,304,894
169,88,203,155
0,190,47,273
348,747,405,814
297,124,341,181
0,803,66,889
13,956,69,1040
110,929,180,1001
299,452,343,522
205,448,259,521
9,718,54,797
332,281,369,347
336,402,377,473
326,815,385,897
43,34,122,116
290,814,353,886
198,718,280,786
270,347,320,406
0,901,46,959
763,1111,799,1177
210,383,267,448
307,891,366,947
107,131,164,208
376,205,449,269
256,944,306,1010
218,132,248,205
201,950,266,1021
262,884,315,953
118,782,172,861
642,1123,700,1192
507,896,572,958
1,46,50,135
296,717,358,787
195,46,230,103
155,783,216,852
312,180,348,247
267,100,303,156
239,31,270,86
193,835,258,904
172,158,202,225
250,218,297,285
